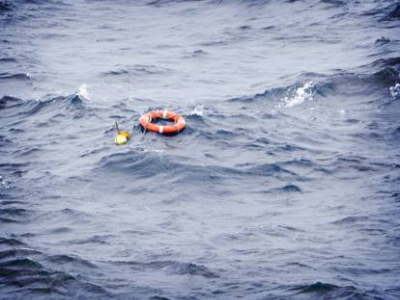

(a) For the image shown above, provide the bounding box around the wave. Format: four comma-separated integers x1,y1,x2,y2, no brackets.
14,0,66,5
390,83,400,99
291,282,342,294
228,67,400,110
36,208,94,224
189,104,204,116
0,1,12,12
103,64,173,77
69,235,111,245
0,95,23,109
149,296,172,300
0,92,87,120
0,72,31,81
77,84,90,100
46,254,97,268
0,237,26,247
387,3,400,19
258,184,302,194
97,151,303,187
111,260,218,278
141,0,397,14
0,258,109,298
0,57,17,62
146,0,207,7
0,248,42,260
331,216,369,225
0,237,108,299
285,281,392,299
279,81,315,108
0,208,30,223
371,57,400,69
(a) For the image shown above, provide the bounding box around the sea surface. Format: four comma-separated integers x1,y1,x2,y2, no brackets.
1,0,400,299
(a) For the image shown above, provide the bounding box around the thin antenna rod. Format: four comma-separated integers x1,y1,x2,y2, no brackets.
115,121,120,132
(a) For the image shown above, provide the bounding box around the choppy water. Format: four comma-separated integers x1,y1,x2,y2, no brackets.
1,0,400,299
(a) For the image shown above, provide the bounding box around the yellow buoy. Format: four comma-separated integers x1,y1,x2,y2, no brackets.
118,131,132,139
114,122,131,145
114,134,128,145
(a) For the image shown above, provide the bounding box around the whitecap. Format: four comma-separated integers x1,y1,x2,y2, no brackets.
77,84,90,100
389,83,400,99
281,81,315,108
190,104,204,116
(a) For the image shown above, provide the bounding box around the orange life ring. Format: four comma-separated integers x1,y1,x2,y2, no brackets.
139,110,186,134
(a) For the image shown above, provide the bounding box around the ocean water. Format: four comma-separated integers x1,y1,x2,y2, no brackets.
1,0,400,299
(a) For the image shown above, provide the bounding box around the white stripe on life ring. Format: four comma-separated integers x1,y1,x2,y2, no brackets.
159,126,164,134
162,110,168,119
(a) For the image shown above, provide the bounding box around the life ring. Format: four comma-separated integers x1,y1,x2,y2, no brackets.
139,110,186,134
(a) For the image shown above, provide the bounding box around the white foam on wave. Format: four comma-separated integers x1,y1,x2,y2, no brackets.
140,146,165,154
190,105,204,116
390,83,400,99
77,84,90,100
281,81,315,108
0,175,9,187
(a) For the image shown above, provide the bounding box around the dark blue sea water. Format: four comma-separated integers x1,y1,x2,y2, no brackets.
1,0,400,299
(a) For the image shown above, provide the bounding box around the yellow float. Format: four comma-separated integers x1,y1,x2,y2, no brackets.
114,122,131,145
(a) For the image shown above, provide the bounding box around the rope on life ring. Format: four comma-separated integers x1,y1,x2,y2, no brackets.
139,110,186,134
